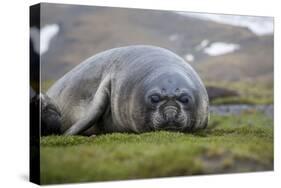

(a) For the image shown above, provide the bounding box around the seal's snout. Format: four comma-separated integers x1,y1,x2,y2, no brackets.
163,106,178,123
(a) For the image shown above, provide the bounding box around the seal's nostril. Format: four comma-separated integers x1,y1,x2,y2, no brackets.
166,114,173,122
164,107,178,122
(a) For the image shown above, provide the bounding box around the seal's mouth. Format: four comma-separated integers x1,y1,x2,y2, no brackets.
162,126,183,131
157,120,188,131
152,121,184,131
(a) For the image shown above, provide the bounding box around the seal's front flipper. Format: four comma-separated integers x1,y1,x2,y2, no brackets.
39,93,62,136
64,77,111,135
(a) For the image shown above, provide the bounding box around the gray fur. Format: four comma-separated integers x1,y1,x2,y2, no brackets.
46,45,209,135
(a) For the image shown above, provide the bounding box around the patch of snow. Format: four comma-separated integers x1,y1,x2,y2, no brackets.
30,24,60,55
30,27,40,54
169,34,179,41
184,54,194,62
204,42,240,56
177,12,273,35
40,24,60,54
196,39,209,51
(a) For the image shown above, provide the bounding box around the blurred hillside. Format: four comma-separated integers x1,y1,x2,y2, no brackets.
40,3,273,102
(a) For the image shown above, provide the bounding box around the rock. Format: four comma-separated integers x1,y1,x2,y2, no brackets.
206,86,239,100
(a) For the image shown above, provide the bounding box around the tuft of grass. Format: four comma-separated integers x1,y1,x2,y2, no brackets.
211,96,273,105
40,112,273,185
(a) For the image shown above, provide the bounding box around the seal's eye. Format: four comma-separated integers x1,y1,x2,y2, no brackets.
178,95,189,104
150,94,161,104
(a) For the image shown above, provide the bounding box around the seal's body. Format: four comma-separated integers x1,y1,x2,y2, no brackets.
43,45,209,135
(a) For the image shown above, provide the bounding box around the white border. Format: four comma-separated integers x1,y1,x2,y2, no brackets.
0,0,279,188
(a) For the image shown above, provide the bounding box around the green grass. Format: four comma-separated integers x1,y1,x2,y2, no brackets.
40,112,273,185
211,96,273,105
41,80,55,93
205,81,273,105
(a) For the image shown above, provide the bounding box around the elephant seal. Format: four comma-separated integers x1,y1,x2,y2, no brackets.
42,45,209,136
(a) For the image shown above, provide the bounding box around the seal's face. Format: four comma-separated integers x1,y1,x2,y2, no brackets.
144,73,196,132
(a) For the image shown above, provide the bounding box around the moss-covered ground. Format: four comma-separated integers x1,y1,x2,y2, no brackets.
40,112,273,185
205,81,273,105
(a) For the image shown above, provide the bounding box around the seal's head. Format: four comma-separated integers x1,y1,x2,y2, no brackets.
143,72,194,132
139,71,208,132
115,46,209,133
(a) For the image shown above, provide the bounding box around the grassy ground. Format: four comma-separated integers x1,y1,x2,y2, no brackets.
40,112,273,185
41,80,54,93
205,81,273,105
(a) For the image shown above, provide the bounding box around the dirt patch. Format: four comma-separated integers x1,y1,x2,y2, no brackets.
200,148,273,174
